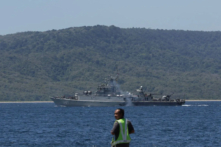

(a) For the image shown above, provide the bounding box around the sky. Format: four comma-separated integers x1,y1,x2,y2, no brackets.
1,0,221,35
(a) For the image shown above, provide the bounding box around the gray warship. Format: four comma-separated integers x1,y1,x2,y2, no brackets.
51,75,133,107
51,76,185,106
131,86,185,106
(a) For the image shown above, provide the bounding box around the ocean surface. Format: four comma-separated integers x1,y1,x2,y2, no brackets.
0,101,221,147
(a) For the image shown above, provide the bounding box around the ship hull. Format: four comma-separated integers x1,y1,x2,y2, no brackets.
51,98,185,107
51,98,126,107
132,101,185,106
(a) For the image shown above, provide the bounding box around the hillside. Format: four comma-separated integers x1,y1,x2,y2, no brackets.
0,25,221,101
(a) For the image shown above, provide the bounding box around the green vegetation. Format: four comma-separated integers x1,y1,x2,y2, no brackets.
0,25,221,101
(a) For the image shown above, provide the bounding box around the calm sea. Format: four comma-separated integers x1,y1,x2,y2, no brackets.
0,101,221,147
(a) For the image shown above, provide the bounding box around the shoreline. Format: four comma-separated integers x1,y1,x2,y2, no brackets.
186,100,221,101
0,101,53,103
0,100,221,103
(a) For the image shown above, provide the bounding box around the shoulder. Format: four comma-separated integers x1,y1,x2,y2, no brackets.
126,119,132,124
126,119,133,127
113,121,119,126
114,120,119,124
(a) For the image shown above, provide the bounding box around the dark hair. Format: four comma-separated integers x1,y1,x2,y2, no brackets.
117,108,124,118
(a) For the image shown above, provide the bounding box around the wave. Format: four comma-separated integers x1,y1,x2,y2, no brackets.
182,104,209,107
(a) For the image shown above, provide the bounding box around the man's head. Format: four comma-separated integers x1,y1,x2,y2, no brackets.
114,108,124,120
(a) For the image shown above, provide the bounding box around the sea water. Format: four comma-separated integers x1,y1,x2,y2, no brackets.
0,101,221,147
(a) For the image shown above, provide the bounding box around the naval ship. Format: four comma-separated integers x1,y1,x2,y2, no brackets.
131,86,185,106
51,75,133,107
51,76,185,106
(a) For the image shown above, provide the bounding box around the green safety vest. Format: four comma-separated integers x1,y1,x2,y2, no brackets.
111,118,131,147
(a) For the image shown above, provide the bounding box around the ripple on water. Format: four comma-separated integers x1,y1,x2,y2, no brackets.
0,102,221,147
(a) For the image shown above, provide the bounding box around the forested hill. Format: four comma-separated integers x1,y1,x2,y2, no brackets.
1,25,221,101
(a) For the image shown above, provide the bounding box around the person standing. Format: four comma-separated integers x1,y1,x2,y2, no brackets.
111,108,135,147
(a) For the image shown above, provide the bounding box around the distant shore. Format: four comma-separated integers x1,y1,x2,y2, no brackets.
186,100,221,101
0,100,221,103
0,101,53,103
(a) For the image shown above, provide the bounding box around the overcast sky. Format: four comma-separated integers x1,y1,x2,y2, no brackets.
1,0,221,35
